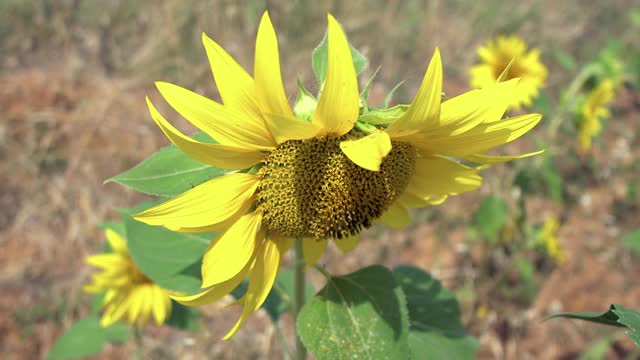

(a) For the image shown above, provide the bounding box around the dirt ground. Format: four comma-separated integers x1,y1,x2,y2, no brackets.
1,1,640,359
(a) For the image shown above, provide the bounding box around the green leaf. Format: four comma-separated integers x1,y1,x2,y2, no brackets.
108,132,227,197
360,65,381,110
48,316,125,359
297,265,411,359
166,301,200,331
547,304,640,346
311,32,367,86
103,322,129,344
579,337,613,360
293,78,317,121
359,104,409,126
471,196,509,244
622,229,640,254
382,81,405,109
120,203,211,293
393,266,478,359
613,305,640,346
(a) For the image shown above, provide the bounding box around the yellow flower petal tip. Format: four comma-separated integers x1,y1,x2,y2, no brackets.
340,131,392,171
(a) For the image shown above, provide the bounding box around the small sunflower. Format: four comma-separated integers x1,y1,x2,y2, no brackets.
470,35,548,110
134,12,542,338
84,228,172,327
540,217,565,264
578,80,615,152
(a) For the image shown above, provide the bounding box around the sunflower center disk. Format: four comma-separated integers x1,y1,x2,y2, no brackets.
256,136,416,240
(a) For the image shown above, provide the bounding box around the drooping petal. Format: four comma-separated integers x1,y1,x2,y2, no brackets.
339,131,392,171
201,211,263,288
386,48,442,137
379,202,411,229
202,33,260,117
155,82,275,150
333,234,360,253
405,156,483,200
133,173,259,230
146,98,265,170
312,14,359,136
254,12,293,119
171,257,254,306
105,229,128,255
127,287,144,324
302,239,328,268
85,254,126,270
263,113,322,144
223,238,281,339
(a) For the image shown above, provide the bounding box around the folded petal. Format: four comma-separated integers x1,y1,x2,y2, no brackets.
146,98,265,170
155,82,275,150
133,173,259,230
386,48,442,137
223,238,281,339
303,238,328,268
379,202,411,229
312,14,359,136
201,211,263,288
333,234,359,253
202,33,260,118
339,131,392,171
254,12,293,119
264,113,322,144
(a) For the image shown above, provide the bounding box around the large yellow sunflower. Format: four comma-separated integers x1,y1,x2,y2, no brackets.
578,79,615,152
134,12,542,339
470,35,548,110
84,228,172,327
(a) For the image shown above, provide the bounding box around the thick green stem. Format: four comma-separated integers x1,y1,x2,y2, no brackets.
132,326,143,360
293,240,307,360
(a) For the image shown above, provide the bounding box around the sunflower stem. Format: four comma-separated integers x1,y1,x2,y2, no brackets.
132,326,143,360
293,239,307,360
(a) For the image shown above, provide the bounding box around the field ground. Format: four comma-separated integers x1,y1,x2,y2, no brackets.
1,1,639,359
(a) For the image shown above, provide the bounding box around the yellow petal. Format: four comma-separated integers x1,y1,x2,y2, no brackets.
405,156,483,199
201,211,263,288
417,113,542,157
302,238,328,268
223,238,281,339
146,98,265,170
151,286,169,325
85,254,125,270
339,131,392,171
312,14,359,136
379,202,411,229
202,33,260,118
155,82,275,150
128,287,144,324
254,12,293,119
386,48,442,137
101,293,132,327
264,113,322,144
171,257,254,306
104,229,128,255
333,234,359,253
133,173,259,230
464,150,544,165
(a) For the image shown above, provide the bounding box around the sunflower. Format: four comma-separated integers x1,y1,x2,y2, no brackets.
84,228,172,327
470,35,548,110
134,12,542,339
540,217,565,264
578,80,615,152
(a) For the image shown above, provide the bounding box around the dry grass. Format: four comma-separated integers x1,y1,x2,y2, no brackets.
1,1,639,359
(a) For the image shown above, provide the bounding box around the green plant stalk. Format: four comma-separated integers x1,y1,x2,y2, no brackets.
132,326,143,360
546,64,600,138
293,240,307,360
